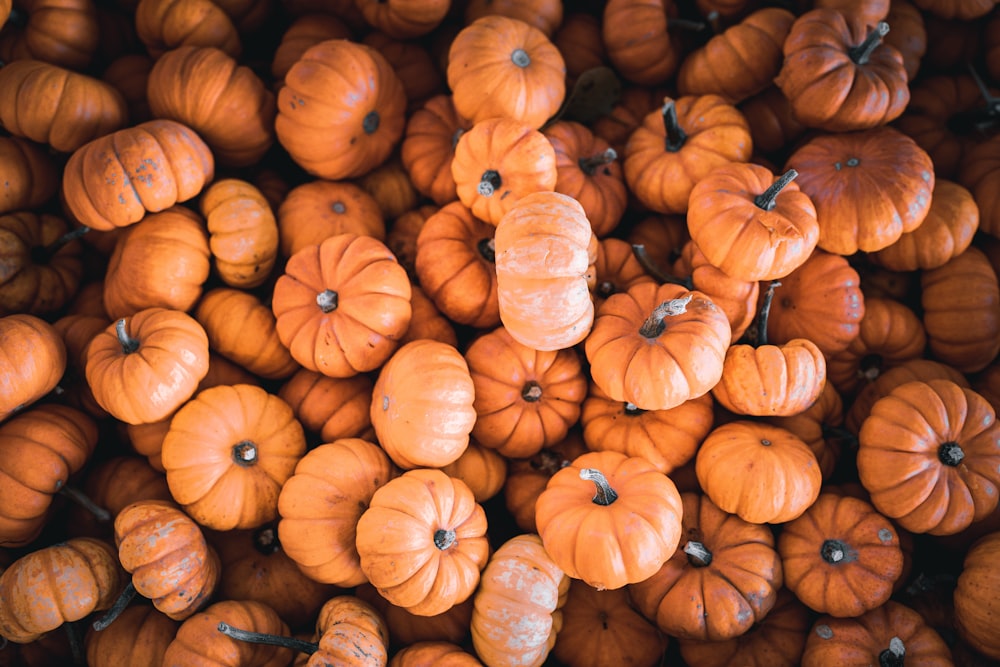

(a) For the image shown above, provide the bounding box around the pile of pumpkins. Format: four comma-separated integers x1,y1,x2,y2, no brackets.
2,0,1000,664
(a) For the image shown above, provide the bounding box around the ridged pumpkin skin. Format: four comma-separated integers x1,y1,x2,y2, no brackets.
0,59,127,153
278,438,398,587
134,0,241,59
278,370,374,443
61,119,214,232
712,338,827,417
161,600,292,667
276,39,406,180
277,180,385,258
147,46,275,167
0,313,66,423
955,531,1000,659
471,534,569,667
447,15,566,129
84,604,179,667
495,192,598,352
161,384,307,530
536,450,683,591
858,379,1000,536
390,641,483,667
356,469,490,616
300,596,390,667
0,211,84,317
198,179,278,288
401,94,468,206
0,537,123,643
0,136,58,215
0,404,97,548
272,233,412,378
371,339,476,469
114,499,220,620
0,0,100,70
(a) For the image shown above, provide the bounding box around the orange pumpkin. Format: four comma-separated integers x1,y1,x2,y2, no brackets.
134,0,240,59
0,313,65,423
198,179,279,289
277,179,385,257
0,0,100,70
0,135,58,215
277,370,373,442
401,94,469,206
0,211,84,317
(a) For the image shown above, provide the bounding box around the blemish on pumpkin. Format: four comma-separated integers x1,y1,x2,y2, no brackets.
816,624,834,639
877,528,894,542
382,396,389,410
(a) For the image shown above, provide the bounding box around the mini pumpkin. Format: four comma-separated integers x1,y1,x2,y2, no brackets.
0,211,84,317
198,179,279,288
0,313,66,423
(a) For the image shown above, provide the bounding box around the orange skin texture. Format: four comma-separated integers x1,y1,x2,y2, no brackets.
84,604,180,667
956,532,1000,659
278,369,374,443
535,450,683,590
0,136,59,215
712,338,827,417
402,95,468,206
198,178,279,289
0,313,66,423
162,600,292,667
0,212,84,317
305,596,390,667
439,440,508,504
278,180,385,258
675,240,760,342
391,640,483,667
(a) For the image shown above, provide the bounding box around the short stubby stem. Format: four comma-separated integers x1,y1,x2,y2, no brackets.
579,148,618,175
820,538,856,564
434,528,457,550
522,381,543,402
363,111,380,134
316,289,338,313
684,541,713,567
938,441,966,467
232,440,259,466
511,48,531,68
478,170,502,197
879,637,906,667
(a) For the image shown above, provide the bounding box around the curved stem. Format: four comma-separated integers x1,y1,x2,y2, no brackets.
684,541,713,567
968,64,1000,115
638,295,693,338
32,226,90,264
848,22,890,65
92,582,136,631
477,237,496,263
58,486,111,522
115,318,139,354
754,169,797,211
434,528,457,550
579,468,618,505
751,281,781,347
316,289,338,313
669,17,707,32
631,244,693,289
661,100,687,152
216,622,319,655
578,148,617,175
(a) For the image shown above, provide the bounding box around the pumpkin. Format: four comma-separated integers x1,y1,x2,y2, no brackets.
535,450,683,590
465,325,587,458
0,136,58,215
354,0,448,39
438,440,507,504
0,404,97,547
147,46,275,167
542,121,627,238
553,580,665,667
0,0,100,70
134,0,240,59
858,379,1000,535
921,246,1000,374
401,95,469,206
960,131,1000,239
293,596,390,667
738,86,807,156
414,202,500,329
84,308,209,425
270,13,351,82
276,39,406,180
101,57,153,122
162,599,292,667
277,438,397,587
553,13,606,83
0,313,65,423
447,15,565,129
0,537,123,643
355,155,421,221
623,96,753,215
464,0,562,36
278,370,373,443
0,211,83,317
197,179,278,289
361,32,443,112
390,641,482,667
85,604,179,667
400,284,459,348
356,583,474,648
471,534,569,667
802,601,953,666
272,233,412,377
628,492,781,641
580,382,713,475
774,9,909,131
687,165,819,282
0,59,127,153
356,469,489,616
778,493,903,617
370,339,476,469
161,384,307,530
696,421,822,524
590,238,657,310
277,180,385,258
955,531,1000,659
451,117,558,227
592,86,669,157
677,8,795,104
504,430,588,533
585,282,731,411
113,499,220,620
670,240,760,342
765,380,845,481
194,288,299,380
495,191,598,351
52,313,109,419
601,0,683,86
61,119,214,232
913,0,997,19
66,455,171,540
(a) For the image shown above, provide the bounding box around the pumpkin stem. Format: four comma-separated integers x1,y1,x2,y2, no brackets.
32,226,90,264
6,7,26,29
661,100,687,152
596,280,618,298
452,127,466,150
533,449,571,475
754,169,797,211
362,111,380,135
316,289,338,313
478,170,502,197
669,17,708,33
878,637,906,667
58,485,111,522
821,424,859,447
216,622,319,655
631,244,693,289
580,468,618,505
434,528,457,550
91,581,137,631
253,524,280,555
638,294,694,338
624,402,645,416
511,48,531,67
820,539,857,564
522,381,543,402
477,237,496,263
232,440,259,466
115,318,140,354
578,148,618,175
746,281,781,347
848,22,890,65
65,621,86,667
683,541,713,567
938,441,966,466
967,64,1000,120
